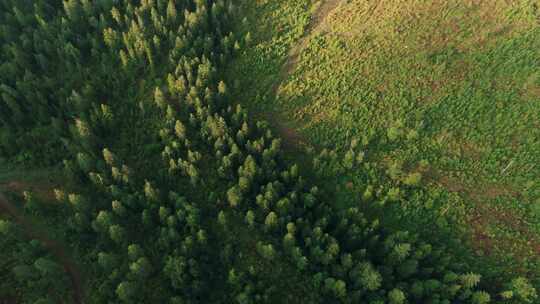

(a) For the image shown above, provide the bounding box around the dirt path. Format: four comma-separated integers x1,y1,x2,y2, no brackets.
421,166,540,259
0,192,83,304
268,0,342,148
276,0,342,89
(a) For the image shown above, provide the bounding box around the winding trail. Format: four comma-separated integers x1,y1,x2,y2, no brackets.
269,0,342,149
0,192,83,304
274,0,342,93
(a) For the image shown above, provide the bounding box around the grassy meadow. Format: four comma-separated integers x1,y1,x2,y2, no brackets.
230,0,540,283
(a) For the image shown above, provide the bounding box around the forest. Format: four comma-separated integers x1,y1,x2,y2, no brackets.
0,0,538,303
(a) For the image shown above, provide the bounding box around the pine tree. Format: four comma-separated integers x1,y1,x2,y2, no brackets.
403,172,422,186
460,273,481,289
103,148,115,166
116,281,137,301
502,277,538,303
98,252,117,270
355,262,382,291
218,80,227,95
109,225,126,244
471,291,491,304
218,211,227,227
227,186,242,207
154,87,166,109
175,120,186,139
245,210,255,227
130,257,152,279
127,244,143,261
264,212,278,230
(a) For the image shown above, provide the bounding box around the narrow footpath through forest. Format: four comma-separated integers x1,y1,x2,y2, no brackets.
0,192,83,304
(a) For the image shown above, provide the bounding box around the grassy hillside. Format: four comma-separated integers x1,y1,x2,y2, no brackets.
231,0,540,283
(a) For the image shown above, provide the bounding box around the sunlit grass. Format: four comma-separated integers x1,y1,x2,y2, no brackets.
231,0,540,283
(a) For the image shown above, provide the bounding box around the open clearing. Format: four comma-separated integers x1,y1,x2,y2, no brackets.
231,0,540,282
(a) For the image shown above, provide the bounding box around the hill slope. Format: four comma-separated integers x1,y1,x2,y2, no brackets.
231,0,540,284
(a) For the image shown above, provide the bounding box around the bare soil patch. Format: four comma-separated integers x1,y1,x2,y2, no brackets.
433,173,540,257
275,0,342,88
1,181,57,202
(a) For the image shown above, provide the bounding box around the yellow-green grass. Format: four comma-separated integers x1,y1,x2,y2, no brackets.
230,0,540,282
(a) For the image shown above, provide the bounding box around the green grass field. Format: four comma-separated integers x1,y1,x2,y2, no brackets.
230,0,540,282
